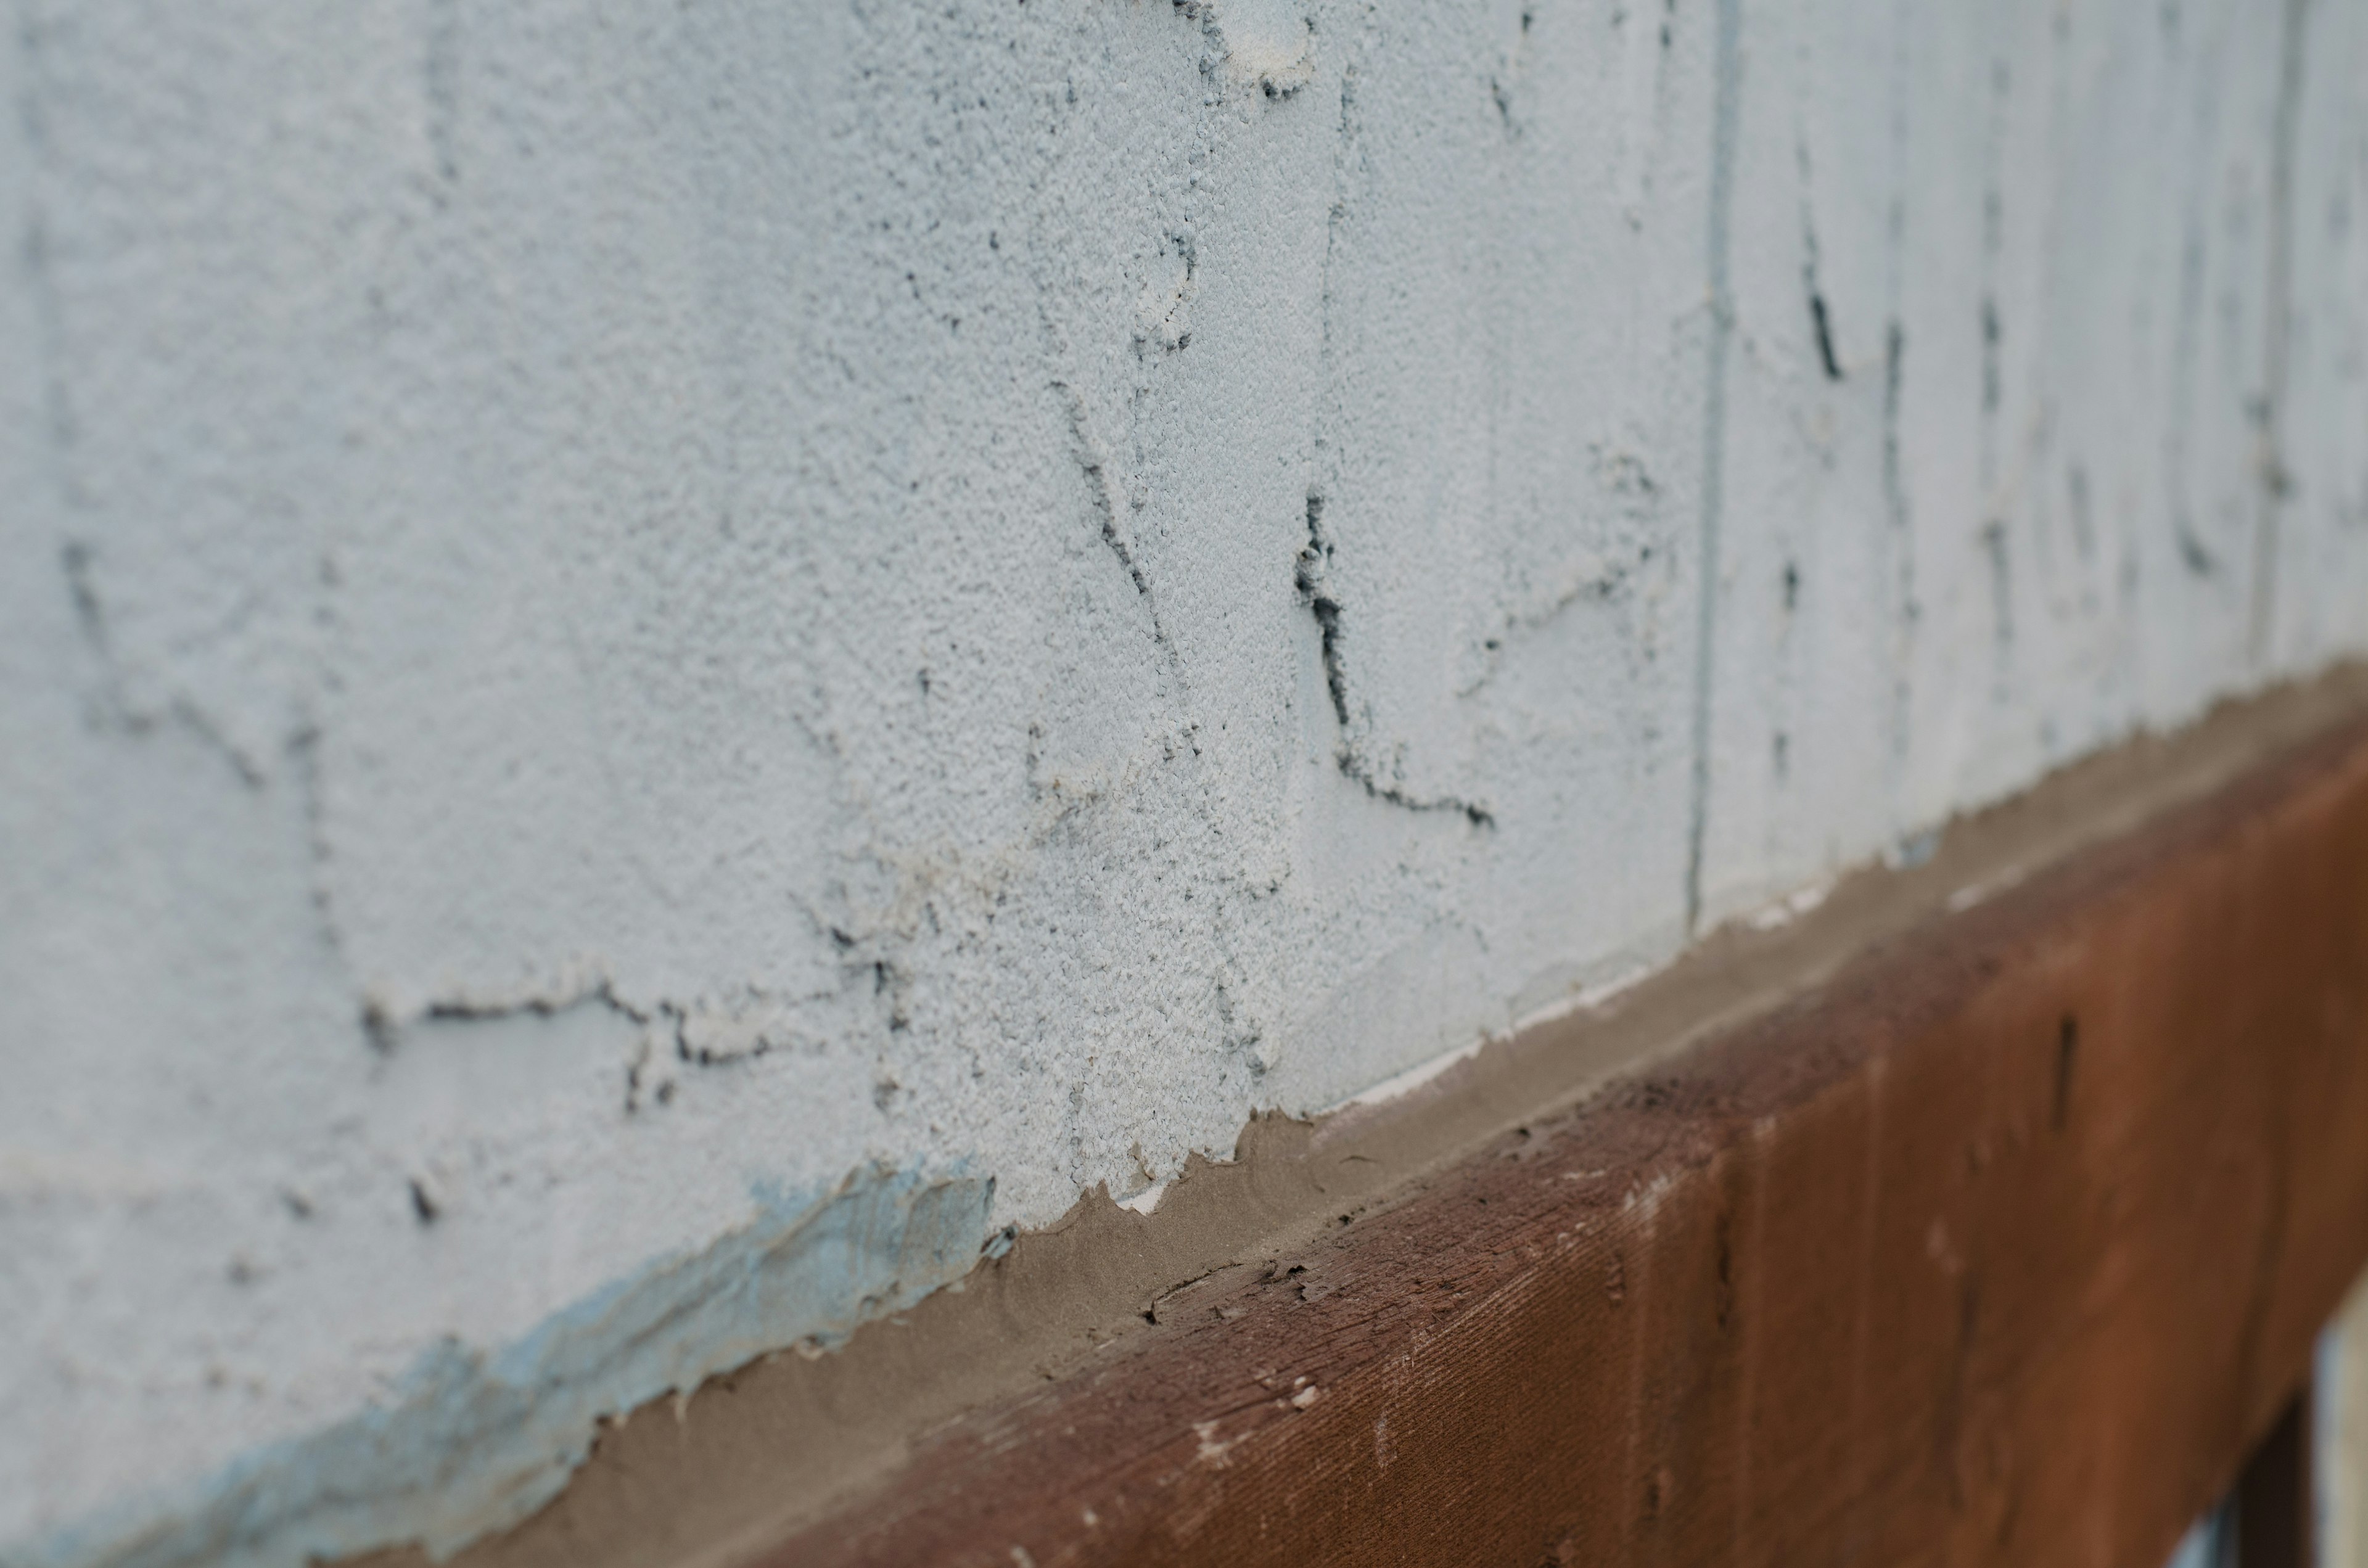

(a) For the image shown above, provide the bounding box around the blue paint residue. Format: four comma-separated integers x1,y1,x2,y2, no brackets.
9,1164,993,1568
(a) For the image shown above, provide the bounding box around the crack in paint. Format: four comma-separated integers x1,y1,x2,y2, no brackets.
1797,133,1843,382
58,541,269,788
1682,0,1743,936
1296,495,1494,829
11,1166,994,1568
1050,376,1160,618
1294,59,1491,832
2249,0,2311,665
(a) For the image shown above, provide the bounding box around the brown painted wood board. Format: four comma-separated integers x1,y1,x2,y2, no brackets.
736,707,2368,1567
380,670,2368,1568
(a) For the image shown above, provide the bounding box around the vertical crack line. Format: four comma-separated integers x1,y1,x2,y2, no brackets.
1294,59,1484,831
1809,289,1842,382
424,0,462,187
1051,379,1154,607
1975,59,2010,699
1296,495,1492,829
1297,495,1352,733
1879,0,1917,821
16,0,80,501
1046,364,1177,674
1798,133,1842,382
1684,0,1743,938
1310,61,1359,493
2249,0,2309,668
1882,320,1914,757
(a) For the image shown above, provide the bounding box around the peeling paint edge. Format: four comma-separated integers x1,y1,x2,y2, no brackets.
9,1165,994,1568
1325,951,1674,1119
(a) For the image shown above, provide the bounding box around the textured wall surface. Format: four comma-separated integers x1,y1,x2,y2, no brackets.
4,1,2366,1564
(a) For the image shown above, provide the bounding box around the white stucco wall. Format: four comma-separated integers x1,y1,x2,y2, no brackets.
4,1,2367,1563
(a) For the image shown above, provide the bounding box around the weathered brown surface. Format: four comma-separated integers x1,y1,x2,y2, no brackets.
750,718,2368,1568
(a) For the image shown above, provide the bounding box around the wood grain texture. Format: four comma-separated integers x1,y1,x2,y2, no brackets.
754,718,2368,1568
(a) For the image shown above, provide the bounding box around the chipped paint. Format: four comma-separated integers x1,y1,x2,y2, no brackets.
13,1166,990,1568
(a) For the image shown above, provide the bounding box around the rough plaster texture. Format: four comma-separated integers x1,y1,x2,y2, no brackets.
4,1,2367,1563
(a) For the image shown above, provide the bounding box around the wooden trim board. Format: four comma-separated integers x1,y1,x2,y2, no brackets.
414,667,2368,1568
760,693,2368,1567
